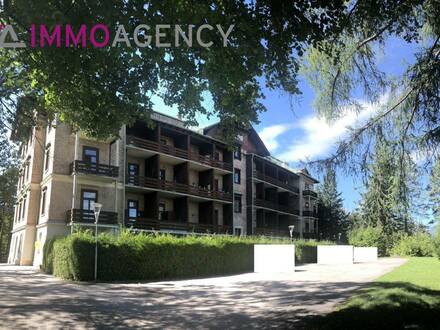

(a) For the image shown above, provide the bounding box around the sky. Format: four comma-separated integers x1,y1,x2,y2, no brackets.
153,37,421,215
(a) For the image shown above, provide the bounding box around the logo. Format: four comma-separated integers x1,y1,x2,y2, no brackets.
0,25,26,48
0,24,234,49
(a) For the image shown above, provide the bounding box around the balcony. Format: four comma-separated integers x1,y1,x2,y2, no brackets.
66,209,118,225
127,135,233,172
126,175,233,202
71,160,119,178
303,189,318,198
253,170,299,194
303,210,318,218
125,218,232,234
254,199,299,215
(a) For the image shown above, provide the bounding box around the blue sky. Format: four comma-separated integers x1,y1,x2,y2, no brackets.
153,37,421,215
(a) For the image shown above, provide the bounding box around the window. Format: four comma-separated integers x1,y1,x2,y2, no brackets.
44,145,51,172
83,146,99,164
305,221,310,232
81,190,97,211
159,169,166,181
234,194,242,213
214,179,219,191
25,162,30,181
127,200,138,220
234,227,243,236
21,195,27,220
17,202,22,222
158,203,166,220
40,188,47,215
128,163,139,184
234,168,241,184
214,152,220,160
234,146,241,160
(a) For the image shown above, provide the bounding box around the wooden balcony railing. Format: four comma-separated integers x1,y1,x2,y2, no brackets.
303,189,318,198
125,218,232,234
71,160,119,178
303,210,318,218
253,170,299,194
127,135,233,172
126,175,233,202
254,199,299,215
66,209,118,225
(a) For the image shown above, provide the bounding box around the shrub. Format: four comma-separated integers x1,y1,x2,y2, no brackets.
42,237,56,273
46,231,334,281
294,239,335,263
391,232,436,257
434,227,440,258
348,226,398,257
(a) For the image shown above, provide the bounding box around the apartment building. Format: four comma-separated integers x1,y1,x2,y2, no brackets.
8,112,318,266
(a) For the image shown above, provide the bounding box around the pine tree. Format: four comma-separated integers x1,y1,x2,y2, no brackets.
360,138,398,234
317,165,347,241
428,159,440,225
359,136,418,235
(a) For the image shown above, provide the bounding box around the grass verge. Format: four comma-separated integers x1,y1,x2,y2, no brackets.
304,257,440,329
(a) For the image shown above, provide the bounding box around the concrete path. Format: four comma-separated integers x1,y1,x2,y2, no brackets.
0,258,406,329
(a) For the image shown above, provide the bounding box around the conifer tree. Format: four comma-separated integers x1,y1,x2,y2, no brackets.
317,165,347,241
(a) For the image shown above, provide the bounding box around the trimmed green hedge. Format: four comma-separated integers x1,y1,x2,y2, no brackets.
43,231,333,281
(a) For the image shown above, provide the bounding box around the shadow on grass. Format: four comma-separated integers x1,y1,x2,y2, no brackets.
300,282,440,330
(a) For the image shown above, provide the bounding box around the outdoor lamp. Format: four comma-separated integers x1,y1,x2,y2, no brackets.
91,202,102,281
92,202,103,223
288,225,295,242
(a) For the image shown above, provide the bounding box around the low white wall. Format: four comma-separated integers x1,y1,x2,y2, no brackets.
354,247,378,262
317,245,354,264
254,244,295,273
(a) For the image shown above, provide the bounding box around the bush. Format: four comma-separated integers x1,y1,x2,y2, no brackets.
44,231,334,281
348,226,399,257
41,237,56,273
434,227,440,258
295,239,335,263
391,232,436,257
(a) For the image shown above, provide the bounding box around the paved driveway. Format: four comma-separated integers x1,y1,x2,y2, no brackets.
0,258,406,329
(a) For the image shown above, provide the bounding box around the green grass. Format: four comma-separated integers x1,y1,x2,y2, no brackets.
378,257,440,290
304,258,440,329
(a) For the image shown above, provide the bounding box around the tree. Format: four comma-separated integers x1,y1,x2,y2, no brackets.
359,134,418,235
428,159,440,225
0,167,18,262
317,165,347,241
0,0,347,144
301,0,440,173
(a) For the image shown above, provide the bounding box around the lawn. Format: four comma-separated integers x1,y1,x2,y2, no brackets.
304,258,440,329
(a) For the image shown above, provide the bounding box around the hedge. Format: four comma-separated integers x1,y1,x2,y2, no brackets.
42,231,333,281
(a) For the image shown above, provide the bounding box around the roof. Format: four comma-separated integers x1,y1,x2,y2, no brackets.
203,123,270,157
296,168,319,184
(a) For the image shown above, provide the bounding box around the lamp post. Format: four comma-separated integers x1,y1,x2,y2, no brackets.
92,202,102,282
288,225,295,243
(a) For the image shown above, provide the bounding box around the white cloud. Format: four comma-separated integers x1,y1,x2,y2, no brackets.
258,124,292,152
276,99,386,163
